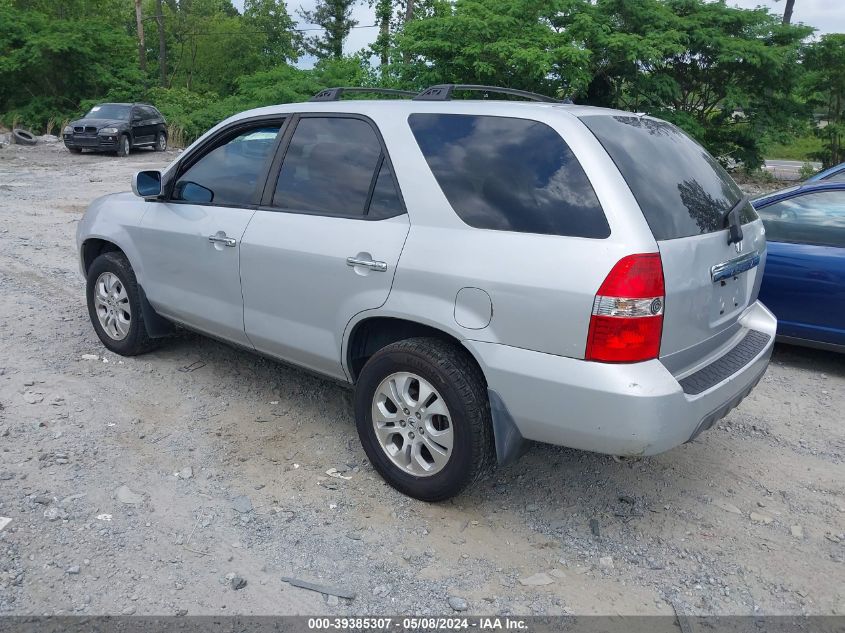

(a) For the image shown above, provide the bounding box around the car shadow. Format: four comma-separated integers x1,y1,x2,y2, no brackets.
772,342,844,377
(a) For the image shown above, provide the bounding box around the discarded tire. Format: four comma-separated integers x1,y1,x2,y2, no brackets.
12,129,37,146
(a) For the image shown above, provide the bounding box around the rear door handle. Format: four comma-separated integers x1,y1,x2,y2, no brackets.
346,256,387,272
208,234,237,247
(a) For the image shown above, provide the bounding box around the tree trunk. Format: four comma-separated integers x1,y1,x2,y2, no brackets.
156,0,167,87
782,0,795,24
379,8,389,66
403,0,414,64
134,0,147,73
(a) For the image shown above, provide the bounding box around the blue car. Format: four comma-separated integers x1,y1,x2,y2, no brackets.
805,161,845,183
754,182,845,352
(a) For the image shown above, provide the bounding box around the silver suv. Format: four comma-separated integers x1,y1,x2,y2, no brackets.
77,85,776,501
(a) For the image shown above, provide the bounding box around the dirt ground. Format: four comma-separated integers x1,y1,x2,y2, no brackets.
0,138,843,618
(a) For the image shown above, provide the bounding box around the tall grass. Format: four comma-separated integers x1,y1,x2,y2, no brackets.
166,123,186,149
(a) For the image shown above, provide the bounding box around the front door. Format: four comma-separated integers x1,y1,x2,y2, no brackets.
240,115,410,379
137,120,285,346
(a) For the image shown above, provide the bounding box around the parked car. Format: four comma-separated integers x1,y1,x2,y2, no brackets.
63,103,167,157
754,182,845,351
76,85,776,501
805,161,845,183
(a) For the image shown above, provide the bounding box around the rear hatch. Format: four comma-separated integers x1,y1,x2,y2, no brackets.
581,114,765,375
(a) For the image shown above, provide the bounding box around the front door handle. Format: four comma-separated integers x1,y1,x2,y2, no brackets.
208,234,237,247
346,256,387,272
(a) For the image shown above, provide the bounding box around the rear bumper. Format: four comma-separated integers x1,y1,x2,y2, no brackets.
466,300,776,457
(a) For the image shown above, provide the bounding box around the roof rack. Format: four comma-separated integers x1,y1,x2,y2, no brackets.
414,84,561,103
310,87,419,102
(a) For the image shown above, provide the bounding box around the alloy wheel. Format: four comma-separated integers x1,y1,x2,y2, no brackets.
371,372,453,476
93,272,131,340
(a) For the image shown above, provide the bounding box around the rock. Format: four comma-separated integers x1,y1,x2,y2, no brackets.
589,518,601,537
0,472,13,481
231,495,253,514
179,467,193,480
346,530,364,541
81,354,99,361
525,503,538,512
326,594,339,607
122,606,136,615
116,485,144,505
519,572,555,586
750,512,773,524
713,500,742,515
66,565,80,575
23,391,44,404
448,596,469,612
791,525,804,538
44,507,68,521
599,556,615,570
230,575,247,590
33,495,52,505
549,569,567,579
372,584,390,597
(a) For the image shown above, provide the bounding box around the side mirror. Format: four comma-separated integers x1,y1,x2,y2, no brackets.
178,181,214,203
132,170,162,198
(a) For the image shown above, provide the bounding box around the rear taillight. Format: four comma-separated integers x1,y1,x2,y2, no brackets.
585,253,665,363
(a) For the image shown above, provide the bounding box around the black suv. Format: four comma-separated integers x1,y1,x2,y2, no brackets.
63,103,167,157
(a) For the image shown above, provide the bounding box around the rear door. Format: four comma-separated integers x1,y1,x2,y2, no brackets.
581,115,766,374
239,114,410,380
756,189,845,343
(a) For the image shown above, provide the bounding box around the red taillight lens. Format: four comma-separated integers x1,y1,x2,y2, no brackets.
585,253,665,363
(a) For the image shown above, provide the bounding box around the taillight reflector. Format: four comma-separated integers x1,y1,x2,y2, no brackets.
585,253,665,363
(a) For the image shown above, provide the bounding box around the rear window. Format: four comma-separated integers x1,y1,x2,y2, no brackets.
408,114,610,239
581,115,757,241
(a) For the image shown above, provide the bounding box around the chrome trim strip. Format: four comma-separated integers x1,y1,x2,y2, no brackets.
710,250,760,283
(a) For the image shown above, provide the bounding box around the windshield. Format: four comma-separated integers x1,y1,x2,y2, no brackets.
581,115,757,240
86,104,130,120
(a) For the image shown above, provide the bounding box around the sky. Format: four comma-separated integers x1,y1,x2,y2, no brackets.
232,0,844,68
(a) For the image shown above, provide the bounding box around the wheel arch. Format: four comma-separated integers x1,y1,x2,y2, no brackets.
344,315,486,385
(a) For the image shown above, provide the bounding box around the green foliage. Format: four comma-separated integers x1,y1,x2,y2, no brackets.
299,0,358,60
802,34,845,167
0,4,142,130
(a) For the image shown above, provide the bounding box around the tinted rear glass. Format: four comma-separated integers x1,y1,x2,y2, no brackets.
408,114,610,238
581,115,756,241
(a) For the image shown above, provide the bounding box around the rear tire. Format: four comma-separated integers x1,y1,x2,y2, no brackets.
86,252,159,356
67,147,82,154
155,131,167,152
354,337,494,501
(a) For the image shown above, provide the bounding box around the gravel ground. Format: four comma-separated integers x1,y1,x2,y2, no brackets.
0,139,843,617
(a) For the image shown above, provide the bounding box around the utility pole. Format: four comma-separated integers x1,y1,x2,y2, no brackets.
155,0,167,86
134,0,147,74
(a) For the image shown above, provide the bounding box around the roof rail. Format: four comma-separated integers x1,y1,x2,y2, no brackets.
414,84,561,103
310,87,419,102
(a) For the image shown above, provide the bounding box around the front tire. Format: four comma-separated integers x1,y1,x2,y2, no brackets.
116,134,130,157
67,146,82,154
354,338,495,501
155,131,167,152
86,252,158,356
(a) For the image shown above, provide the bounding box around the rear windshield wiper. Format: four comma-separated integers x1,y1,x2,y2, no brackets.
723,195,748,245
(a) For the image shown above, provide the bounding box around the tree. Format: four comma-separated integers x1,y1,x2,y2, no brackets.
298,0,358,60
155,0,167,86
803,34,845,166
396,0,591,95
782,0,795,24
134,0,146,74
243,0,301,64
571,0,812,167
371,0,392,66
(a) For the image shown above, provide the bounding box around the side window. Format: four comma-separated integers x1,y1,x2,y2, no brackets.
368,159,403,219
141,106,157,120
758,190,845,248
272,117,402,217
173,123,282,207
408,113,610,238
825,170,845,183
